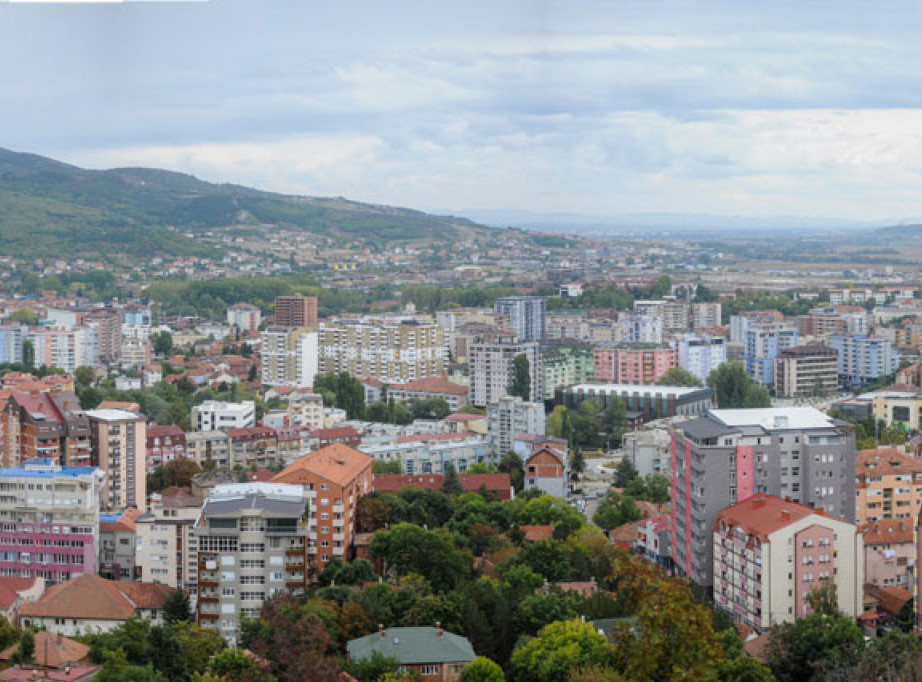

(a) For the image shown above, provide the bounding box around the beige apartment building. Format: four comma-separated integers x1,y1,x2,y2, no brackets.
195,482,309,645
86,408,147,511
260,327,319,388
773,344,839,398
319,319,445,384
855,448,922,524
135,489,202,592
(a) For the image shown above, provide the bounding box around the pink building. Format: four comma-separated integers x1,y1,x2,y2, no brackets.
714,494,862,631
592,344,676,384
861,519,914,589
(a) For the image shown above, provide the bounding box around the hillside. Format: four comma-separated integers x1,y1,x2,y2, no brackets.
0,147,497,258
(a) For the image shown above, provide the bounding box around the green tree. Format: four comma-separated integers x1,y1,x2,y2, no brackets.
21,339,34,372
151,331,173,357
172,622,225,678
613,458,637,488
656,367,703,387
509,618,616,682
373,460,402,474
200,647,276,682
510,353,532,401
442,462,464,495
11,306,37,326
314,372,366,419
498,451,525,492
593,494,643,532
344,650,403,682
624,474,670,503
708,362,769,409
146,625,187,681
95,648,167,682
765,612,864,682
460,656,505,682
716,656,776,682
370,523,470,592
547,405,570,440
11,628,33,665
163,589,192,624
75,365,95,387
600,400,627,450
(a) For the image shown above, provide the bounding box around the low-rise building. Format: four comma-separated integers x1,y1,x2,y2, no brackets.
145,424,186,472
524,439,568,498
387,376,470,413
557,383,714,422
714,494,863,631
191,400,255,431
347,625,476,682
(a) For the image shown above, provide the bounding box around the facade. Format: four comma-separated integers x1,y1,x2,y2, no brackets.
98,508,139,581
487,396,546,457
0,459,102,584
271,443,373,573
0,392,91,468
260,327,319,388
347,626,476,682
274,295,318,328
493,296,546,342
226,303,262,332
618,313,664,344
191,400,256,431
633,300,689,332
729,311,784,344
671,407,856,588
855,448,922,524
185,430,232,469
524,441,568,498
387,376,470,413
145,424,186,471
83,309,122,364
540,345,594,400
742,323,798,386
27,328,96,374
319,320,446,385
134,490,202,591
592,343,676,385
773,344,839,398
469,338,541,407
623,427,671,478
360,434,490,476
676,334,727,385
829,334,899,387
195,482,309,644
20,574,172,637
862,519,914,589
865,389,922,431
86,408,147,511
288,392,325,429
558,383,714,422
714,494,862,631
691,302,722,330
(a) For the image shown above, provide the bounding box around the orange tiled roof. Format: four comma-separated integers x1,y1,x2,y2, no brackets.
20,575,170,621
389,376,469,396
0,630,89,668
521,525,554,542
272,443,372,487
0,577,40,610
857,449,922,483
861,518,914,545
716,493,825,541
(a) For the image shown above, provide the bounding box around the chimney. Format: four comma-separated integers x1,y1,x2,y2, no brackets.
379,624,385,638
436,621,443,636
781,510,790,520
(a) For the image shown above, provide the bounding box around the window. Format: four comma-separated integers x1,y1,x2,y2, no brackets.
420,665,438,675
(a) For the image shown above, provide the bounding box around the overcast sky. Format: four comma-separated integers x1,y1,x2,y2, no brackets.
2,0,922,222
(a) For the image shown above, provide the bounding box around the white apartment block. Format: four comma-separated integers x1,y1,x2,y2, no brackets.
691,302,722,330
261,327,319,388
618,313,664,344
227,303,262,333
676,333,727,384
469,338,541,407
488,396,546,458
135,493,202,592
192,401,256,432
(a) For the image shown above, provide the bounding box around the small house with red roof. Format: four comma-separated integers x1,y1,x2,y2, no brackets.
373,473,513,500
714,493,862,631
0,576,44,625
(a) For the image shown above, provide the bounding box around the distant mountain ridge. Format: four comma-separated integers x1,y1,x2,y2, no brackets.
0,147,495,259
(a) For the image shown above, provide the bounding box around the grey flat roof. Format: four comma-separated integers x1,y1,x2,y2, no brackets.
680,417,738,440
202,493,303,518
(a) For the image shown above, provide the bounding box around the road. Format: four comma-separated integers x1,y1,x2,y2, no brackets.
572,454,619,524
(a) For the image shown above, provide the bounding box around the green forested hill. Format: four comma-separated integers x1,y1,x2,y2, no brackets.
0,147,493,257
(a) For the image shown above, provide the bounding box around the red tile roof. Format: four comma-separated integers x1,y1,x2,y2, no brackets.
20,575,172,621
856,448,922,482
0,631,89,668
373,473,512,499
388,376,469,396
716,493,825,540
861,519,914,545
521,525,554,542
0,577,41,610
272,443,373,487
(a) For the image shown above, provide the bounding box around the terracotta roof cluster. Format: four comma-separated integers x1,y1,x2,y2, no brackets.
99,507,141,533
864,583,912,616
716,493,824,541
20,575,173,621
856,449,922,483
0,577,41,610
861,518,914,545
373,473,512,499
521,525,554,542
0,631,89,668
272,443,373,487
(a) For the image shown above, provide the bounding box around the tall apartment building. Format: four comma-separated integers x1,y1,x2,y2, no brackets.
773,345,839,398
0,324,27,364
742,323,798,386
676,334,727,384
135,489,202,592
469,338,541,407
633,300,688,332
487,396,546,458
1,392,91,467
691,302,722,330
86,409,147,511
0,459,103,583
195,482,309,645
729,311,784,343
829,334,899,387
618,314,664,344
714,494,862,630
592,343,676,385
191,401,256,431
83,309,122,364
805,306,869,337
670,407,856,588
226,303,262,333
274,295,318,328
271,443,373,573
540,345,594,399
493,296,546,342
318,320,445,385
260,327,319,388
855,448,922,524
28,328,96,373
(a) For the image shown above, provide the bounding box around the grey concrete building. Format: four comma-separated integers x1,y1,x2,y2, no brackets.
670,408,856,589
195,483,308,645
469,338,541,407
494,296,546,342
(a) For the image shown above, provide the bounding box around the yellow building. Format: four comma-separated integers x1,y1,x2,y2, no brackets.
855,448,922,524
868,390,922,431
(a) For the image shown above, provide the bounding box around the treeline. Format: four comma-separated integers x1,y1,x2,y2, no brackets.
547,275,674,312
399,284,520,313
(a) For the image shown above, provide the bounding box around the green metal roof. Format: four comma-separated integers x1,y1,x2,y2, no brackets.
347,627,476,665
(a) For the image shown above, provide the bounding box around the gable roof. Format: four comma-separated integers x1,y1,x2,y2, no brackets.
347,627,475,666
856,448,922,481
716,493,826,541
0,630,89,668
272,443,372,486
0,577,41,610
861,518,914,545
20,574,171,621
521,525,554,542
388,376,469,396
